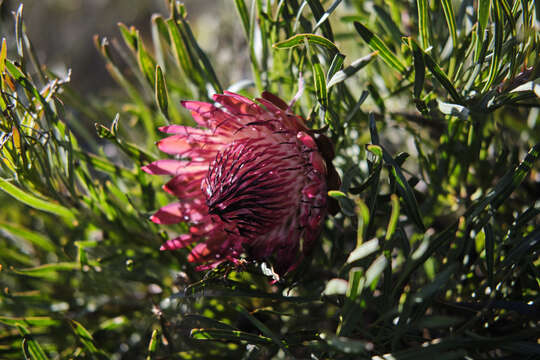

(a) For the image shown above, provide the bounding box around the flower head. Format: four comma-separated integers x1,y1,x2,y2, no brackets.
143,91,339,275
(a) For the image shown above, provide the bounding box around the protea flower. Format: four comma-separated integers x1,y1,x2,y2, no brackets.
143,91,339,275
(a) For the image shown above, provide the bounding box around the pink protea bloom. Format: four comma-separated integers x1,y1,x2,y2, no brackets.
143,91,339,275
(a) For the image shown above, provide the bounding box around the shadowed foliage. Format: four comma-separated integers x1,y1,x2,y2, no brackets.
0,0,539,358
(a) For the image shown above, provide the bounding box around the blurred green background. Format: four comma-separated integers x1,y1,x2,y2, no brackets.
0,0,538,358
0,0,249,95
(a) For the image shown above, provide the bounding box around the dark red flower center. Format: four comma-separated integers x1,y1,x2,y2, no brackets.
202,137,302,239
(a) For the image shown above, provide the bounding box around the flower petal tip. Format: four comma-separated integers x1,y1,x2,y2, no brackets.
141,165,151,174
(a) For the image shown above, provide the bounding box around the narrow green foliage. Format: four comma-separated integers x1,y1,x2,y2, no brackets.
17,324,49,360
416,0,431,49
0,1,538,359
190,328,273,344
373,5,402,45
313,0,342,32
422,48,464,103
353,21,407,74
70,320,108,358
326,52,345,83
482,0,504,92
476,0,492,62
306,0,335,41
0,221,56,252
311,54,328,109
440,0,458,50
154,65,169,119
327,52,377,88
146,329,159,360
274,33,338,54
0,317,61,327
409,38,425,98
138,36,157,88
0,179,76,222
233,0,250,36
385,194,400,241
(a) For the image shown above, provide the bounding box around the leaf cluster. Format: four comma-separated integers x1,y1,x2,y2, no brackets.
0,0,538,359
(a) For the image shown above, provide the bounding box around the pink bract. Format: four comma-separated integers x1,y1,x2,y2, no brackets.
142,91,339,275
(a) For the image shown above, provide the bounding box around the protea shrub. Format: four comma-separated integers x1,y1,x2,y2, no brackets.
143,91,340,275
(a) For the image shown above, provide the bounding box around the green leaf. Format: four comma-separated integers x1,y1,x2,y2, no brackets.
236,305,291,356
118,23,137,52
324,278,349,295
381,345,468,359
364,254,387,288
182,315,236,331
346,268,365,301
180,278,317,303
327,51,378,88
311,55,328,109
411,264,457,302
21,339,48,359
98,316,127,331
273,33,338,54
166,19,204,89
438,100,470,120
416,0,431,49
74,150,136,181
373,5,403,45
368,112,381,145
353,21,407,74
0,317,60,327
313,0,343,32
154,65,169,118
179,17,223,93
416,315,465,329
321,333,370,354
11,262,80,279
0,37,7,74
95,115,157,164
15,4,24,59
0,179,76,223
137,36,157,87
510,80,540,97
423,48,464,103
440,0,458,51
482,0,503,92
306,0,335,41
4,60,56,124
476,0,492,62
484,224,495,288
346,238,379,264
151,15,171,68
328,190,356,217
146,329,159,360
70,320,107,358
0,221,56,252
503,227,540,267
386,194,400,241
1,246,33,266
409,38,425,98
366,144,383,159
382,148,426,231
233,0,250,37
17,324,49,360
469,142,540,220
190,328,273,344
355,196,370,246
326,52,345,83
